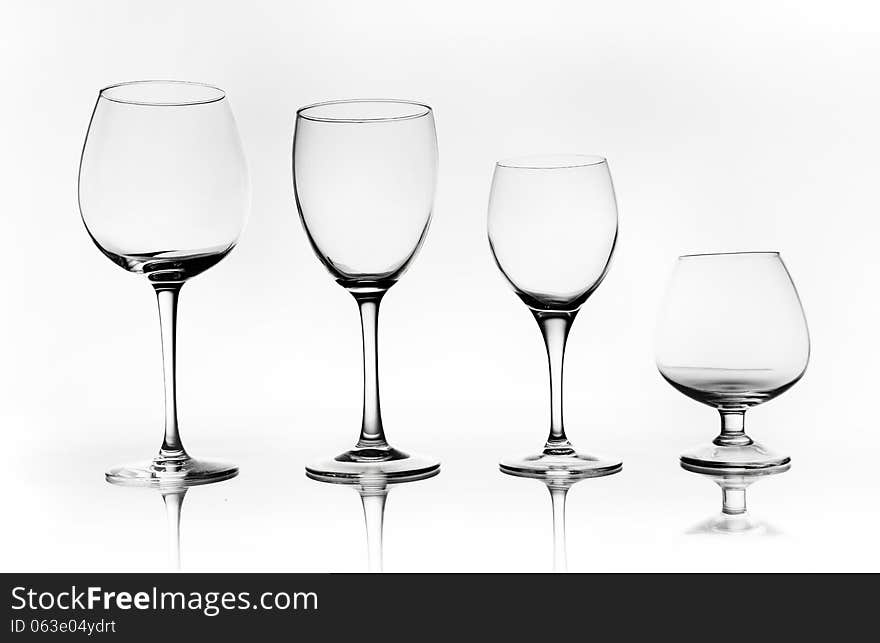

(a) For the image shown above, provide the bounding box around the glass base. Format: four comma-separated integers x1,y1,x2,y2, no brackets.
680,440,790,476
106,456,238,488
305,446,440,484
500,450,622,480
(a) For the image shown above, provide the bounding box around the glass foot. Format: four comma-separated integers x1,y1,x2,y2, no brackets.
106,456,238,488
680,440,790,475
500,450,622,480
305,446,440,484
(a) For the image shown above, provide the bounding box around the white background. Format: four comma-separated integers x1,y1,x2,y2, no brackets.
1,0,878,572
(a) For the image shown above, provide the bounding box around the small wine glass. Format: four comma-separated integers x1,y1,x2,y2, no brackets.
78,80,250,486
488,154,622,479
293,99,439,481
655,251,810,473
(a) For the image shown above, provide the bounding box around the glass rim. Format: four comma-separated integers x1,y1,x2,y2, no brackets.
678,251,781,259
99,80,226,107
496,154,607,170
296,99,432,123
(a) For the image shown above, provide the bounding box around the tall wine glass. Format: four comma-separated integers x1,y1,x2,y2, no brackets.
488,154,622,478
293,99,439,481
655,251,809,473
78,80,250,486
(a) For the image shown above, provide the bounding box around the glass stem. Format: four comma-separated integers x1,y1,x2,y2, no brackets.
714,410,752,447
548,484,569,572
534,311,577,454
155,284,186,460
353,290,388,449
359,486,388,572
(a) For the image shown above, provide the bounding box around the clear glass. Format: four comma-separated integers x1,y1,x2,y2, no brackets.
655,251,810,473
78,80,250,486
488,154,622,479
293,99,439,481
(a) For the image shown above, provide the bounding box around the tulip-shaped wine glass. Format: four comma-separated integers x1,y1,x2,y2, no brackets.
655,252,809,473
488,154,621,478
78,80,250,486
293,99,439,481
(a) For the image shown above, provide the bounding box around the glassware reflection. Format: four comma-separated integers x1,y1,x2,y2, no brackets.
110,475,234,570
502,472,599,572
160,484,187,570
682,460,788,535
547,478,573,572
358,476,389,572
308,469,438,572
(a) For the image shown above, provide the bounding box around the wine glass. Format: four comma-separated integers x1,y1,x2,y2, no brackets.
488,154,622,478
78,80,250,486
293,99,439,481
655,251,810,473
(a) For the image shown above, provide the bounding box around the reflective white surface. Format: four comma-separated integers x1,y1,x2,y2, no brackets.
2,0,880,571
4,408,878,572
